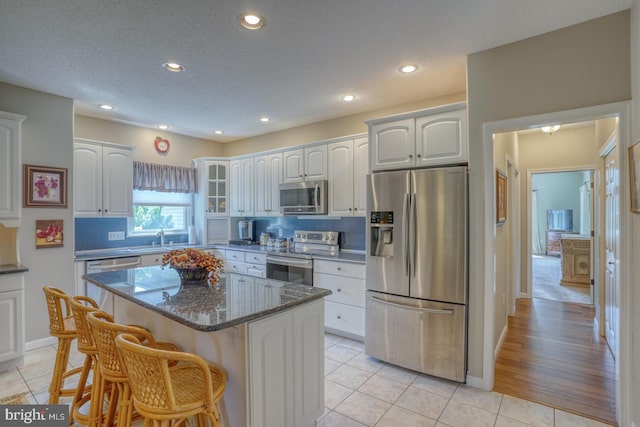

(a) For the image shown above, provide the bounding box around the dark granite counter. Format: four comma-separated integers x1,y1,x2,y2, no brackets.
0,264,29,275
83,266,331,332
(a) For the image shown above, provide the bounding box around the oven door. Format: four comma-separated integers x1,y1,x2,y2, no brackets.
266,256,313,285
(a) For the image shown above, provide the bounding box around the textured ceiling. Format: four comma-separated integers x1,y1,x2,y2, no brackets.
0,0,632,142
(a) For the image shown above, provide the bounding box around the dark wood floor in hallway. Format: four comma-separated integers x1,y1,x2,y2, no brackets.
493,298,616,425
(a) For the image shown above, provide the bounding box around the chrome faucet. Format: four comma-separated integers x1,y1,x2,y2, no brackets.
157,228,165,246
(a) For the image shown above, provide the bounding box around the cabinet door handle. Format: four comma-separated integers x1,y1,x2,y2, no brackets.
408,154,413,158
337,267,341,271
336,315,341,319
336,288,341,292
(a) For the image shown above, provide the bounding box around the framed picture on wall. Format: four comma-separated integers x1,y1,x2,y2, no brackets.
629,141,640,213
23,164,68,208
496,168,507,225
35,219,63,249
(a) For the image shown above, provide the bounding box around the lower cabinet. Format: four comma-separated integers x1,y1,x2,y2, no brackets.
247,299,324,427
224,249,266,278
0,273,24,370
313,259,365,340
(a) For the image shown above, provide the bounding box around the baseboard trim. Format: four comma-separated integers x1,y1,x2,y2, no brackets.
465,375,487,390
494,324,508,361
25,336,56,351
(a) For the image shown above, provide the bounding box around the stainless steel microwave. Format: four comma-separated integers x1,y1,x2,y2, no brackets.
279,180,328,215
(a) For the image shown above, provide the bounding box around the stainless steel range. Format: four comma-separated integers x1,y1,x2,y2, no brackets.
265,230,339,285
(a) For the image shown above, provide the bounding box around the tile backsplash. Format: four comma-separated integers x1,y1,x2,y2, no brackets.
249,216,365,251
76,216,365,252
74,218,188,252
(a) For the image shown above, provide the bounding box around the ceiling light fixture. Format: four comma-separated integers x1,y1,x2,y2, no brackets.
342,94,356,102
541,125,560,135
162,62,185,73
99,104,113,110
214,130,224,135
157,124,169,130
240,14,265,30
400,64,418,74
260,117,270,123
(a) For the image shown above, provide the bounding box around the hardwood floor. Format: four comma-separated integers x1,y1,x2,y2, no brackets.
494,298,616,425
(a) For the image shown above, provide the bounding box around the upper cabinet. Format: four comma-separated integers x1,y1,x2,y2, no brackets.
368,103,467,171
254,152,282,216
282,145,327,183
230,157,254,217
74,139,133,217
0,112,26,225
327,136,368,217
203,160,229,216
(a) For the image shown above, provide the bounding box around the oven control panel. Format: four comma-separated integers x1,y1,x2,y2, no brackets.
293,230,338,246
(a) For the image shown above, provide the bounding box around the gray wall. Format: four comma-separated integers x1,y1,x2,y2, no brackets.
467,10,630,382
0,82,75,343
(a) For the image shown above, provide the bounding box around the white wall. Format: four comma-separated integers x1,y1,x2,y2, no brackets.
0,82,75,343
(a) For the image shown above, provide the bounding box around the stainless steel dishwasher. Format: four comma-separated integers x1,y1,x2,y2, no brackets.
84,256,141,313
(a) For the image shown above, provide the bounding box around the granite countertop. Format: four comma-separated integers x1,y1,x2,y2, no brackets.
83,265,331,332
0,264,29,275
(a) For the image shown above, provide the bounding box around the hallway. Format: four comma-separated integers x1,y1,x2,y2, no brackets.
494,298,616,425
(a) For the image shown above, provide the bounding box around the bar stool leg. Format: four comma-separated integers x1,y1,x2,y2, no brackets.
48,337,73,404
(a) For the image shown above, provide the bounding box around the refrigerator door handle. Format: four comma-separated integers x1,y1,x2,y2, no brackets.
409,192,416,277
402,193,410,276
370,296,454,315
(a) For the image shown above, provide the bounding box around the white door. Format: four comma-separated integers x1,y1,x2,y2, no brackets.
353,137,369,216
102,146,133,217
267,153,282,215
604,146,619,358
73,141,103,216
282,149,304,183
254,155,269,216
369,119,415,171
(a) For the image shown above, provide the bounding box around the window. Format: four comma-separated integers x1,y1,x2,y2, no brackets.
128,190,192,236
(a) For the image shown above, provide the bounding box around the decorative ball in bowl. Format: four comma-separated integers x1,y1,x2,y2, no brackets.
161,248,224,285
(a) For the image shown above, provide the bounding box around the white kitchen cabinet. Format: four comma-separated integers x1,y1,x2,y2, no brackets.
139,253,164,267
0,111,25,225
327,136,368,217
230,158,254,216
224,249,266,278
254,152,282,216
248,300,324,427
368,103,467,171
0,273,24,370
193,159,231,245
282,145,327,183
199,160,229,216
74,139,133,217
313,259,365,340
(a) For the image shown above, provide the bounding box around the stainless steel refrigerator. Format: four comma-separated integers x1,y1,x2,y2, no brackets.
365,166,468,382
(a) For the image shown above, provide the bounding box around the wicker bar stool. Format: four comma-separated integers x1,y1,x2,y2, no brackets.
68,296,103,426
115,333,227,427
43,286,83,405
86,311,181,427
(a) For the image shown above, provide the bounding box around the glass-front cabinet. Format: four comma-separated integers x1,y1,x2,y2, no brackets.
206,162,228,215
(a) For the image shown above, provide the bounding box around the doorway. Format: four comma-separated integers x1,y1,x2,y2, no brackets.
484,103,630,424
530,170,594,305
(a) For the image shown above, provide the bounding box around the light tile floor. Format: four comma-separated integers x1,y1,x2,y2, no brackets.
319,333,613,427
1,335,613,427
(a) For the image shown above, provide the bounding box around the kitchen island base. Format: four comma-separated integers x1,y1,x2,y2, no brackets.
113,295,324,427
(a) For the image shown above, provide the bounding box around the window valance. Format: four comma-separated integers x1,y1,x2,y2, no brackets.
133,161,197,193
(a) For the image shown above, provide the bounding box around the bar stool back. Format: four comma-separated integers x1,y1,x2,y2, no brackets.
115,333,226,427
86,311,179,427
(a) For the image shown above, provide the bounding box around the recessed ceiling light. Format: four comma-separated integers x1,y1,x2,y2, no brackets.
342,94,356,102
162,62,185,72
214,130,224,135
260,117,270,123
400,64,418,74
240,14,265,30
157,124,169,130
99,104,113,110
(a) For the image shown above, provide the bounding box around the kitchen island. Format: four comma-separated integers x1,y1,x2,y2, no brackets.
83,266,330,427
